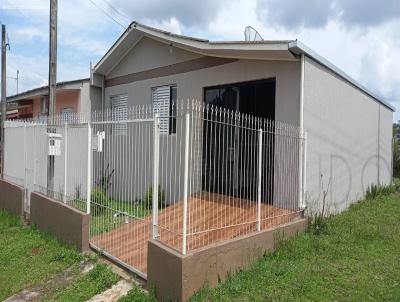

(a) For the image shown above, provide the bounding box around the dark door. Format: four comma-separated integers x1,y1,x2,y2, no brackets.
202,79,275,202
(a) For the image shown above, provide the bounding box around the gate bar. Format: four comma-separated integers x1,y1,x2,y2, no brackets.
152,114,160,239
257,127,262,232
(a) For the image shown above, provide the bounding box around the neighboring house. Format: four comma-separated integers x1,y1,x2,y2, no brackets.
6,78,102,120
91,22,394,213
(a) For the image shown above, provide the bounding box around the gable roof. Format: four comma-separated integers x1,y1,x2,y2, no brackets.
7,78,90,103
94,22,395,112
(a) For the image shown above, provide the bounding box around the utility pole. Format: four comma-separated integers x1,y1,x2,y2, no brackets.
1,24,7,179
47,0,57,196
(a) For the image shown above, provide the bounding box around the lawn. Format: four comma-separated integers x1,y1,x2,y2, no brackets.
0,210,83,300
120,192,400,301
41,263,119,302
190,193,400,301
0,210,120,301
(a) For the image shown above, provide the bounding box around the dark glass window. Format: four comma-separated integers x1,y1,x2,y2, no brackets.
169,86,177,134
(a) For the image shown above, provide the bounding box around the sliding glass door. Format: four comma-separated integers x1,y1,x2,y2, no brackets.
202,79,276,202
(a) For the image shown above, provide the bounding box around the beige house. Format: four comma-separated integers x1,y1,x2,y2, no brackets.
7,78,101,120
91,22,394,212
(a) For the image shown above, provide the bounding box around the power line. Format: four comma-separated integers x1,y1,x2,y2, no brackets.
100,0,131,22
88,0,127,29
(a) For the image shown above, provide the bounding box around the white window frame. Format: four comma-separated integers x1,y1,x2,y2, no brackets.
110,93,128,135
152,85,177,135
61,107,74,123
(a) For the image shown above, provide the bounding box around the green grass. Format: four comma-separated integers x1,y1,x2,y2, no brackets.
118,286,157,302
190,194,400,301
119,192,400,301
0,210,84,301
90,199,149,236
67,197,149,236
42,263,120,302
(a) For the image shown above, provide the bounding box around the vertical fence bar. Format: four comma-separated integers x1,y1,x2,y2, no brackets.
182,113,190,255
152,114,160,239
302,131,308,208
63,123,67,203
86,122,91,214
23,125,27,212
298,128,304,210
257,127,262,232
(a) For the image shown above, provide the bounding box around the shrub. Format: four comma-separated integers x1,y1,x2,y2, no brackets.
365,184,395,200
91,188,109,215
143,185,166,209
393,140,400,178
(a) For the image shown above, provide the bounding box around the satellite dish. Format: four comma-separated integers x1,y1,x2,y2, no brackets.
244,26,264,41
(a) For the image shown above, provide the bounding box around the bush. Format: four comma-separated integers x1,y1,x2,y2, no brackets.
365,184,395,200
91,188,109,215
143,185,166,209
393,140,400,178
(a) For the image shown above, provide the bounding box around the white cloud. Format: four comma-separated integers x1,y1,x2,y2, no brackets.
4,0,398,119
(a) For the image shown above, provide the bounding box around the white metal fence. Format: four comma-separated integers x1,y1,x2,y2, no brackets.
3,100,306,278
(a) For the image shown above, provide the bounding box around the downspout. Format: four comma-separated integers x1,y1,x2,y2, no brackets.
299,53,306,210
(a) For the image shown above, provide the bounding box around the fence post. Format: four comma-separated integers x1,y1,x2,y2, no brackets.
86,122,91,214
63,123,67,203
257,128,263,232
152,114,160,239
182,113,190,255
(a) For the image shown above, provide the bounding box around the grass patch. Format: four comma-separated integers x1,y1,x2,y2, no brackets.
118,286,157,302
90,200,149,236
189,194,400,301
0,210,84,301
67,197,149,236
42,263,119,302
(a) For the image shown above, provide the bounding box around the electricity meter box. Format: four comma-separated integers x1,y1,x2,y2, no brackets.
47,132,62,156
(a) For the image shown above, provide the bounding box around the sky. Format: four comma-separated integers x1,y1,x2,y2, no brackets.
0,0,399,119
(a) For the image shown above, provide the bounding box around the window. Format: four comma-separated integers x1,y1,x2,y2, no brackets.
111,94,128,135
61,108,74,123
152,85,177,135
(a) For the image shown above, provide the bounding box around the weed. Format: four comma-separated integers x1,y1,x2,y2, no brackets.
365,183,395,200
91,188,110,216
143,185,166,209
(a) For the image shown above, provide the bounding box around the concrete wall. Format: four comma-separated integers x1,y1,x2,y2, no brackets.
0,179,24,216
90,85,103,112
303,56,393,213
30,192,89,251
147,218,307,302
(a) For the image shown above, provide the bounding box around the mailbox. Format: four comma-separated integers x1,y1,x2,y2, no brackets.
92,131,105,152
47,133,62,156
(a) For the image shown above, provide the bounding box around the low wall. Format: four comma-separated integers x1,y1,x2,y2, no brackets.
147,218,307,302
0,179,24,216
30,192,89,251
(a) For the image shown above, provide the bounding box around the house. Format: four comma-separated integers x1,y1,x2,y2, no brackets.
91,22,394,213
1,22,395,300
6,78,102,120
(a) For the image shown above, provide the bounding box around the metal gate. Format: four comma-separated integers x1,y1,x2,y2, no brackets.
88,110,157,278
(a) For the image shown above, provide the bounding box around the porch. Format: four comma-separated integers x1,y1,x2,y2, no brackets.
90,192,300,274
